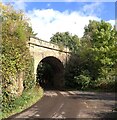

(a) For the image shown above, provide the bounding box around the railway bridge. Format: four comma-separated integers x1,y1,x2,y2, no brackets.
28,37,70,88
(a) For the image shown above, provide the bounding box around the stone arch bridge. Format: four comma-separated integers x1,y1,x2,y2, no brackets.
28,37,70,89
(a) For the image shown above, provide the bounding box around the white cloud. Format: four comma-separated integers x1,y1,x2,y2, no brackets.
27,9,101,41
13,0,27,11
47,3,51,7
107,20,115,27
80,2,103,16
10,1,114,41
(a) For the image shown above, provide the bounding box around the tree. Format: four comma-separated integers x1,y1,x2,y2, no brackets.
1,3,36,109
83,20,117,89
50,32,80,52
83,20,117,72
65,20,117,90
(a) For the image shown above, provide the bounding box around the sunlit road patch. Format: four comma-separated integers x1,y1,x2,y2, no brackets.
44,91,58,97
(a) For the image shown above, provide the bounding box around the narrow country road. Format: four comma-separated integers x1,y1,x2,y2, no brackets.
7,90,117,119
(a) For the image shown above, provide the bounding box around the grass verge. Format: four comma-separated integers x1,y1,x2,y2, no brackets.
1,85,43,119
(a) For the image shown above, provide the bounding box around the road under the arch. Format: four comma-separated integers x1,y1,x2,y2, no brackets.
36,56,65,90
8,91,116,119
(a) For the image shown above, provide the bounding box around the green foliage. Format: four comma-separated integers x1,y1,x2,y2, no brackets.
84,21,117,88
36,62,54,86
84,20,117,67
23,57,36,89
65,55,80,87
64,20,117,91
74,74,90,90
1,3,36,115
65,55,92,90
1,86,43,119
50,32,80,52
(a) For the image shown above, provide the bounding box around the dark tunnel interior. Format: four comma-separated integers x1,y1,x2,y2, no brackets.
36,56,64,90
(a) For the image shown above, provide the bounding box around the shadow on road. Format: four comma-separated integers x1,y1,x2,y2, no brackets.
95,111,117,119
69,92,116,101
68,91,117,119
5,90,117,119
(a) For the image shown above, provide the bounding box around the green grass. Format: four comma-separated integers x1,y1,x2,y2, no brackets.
1,86,43,119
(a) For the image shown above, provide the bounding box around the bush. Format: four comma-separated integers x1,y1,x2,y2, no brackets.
1,3,36,115
23,57,35,89
1,86,43,119
74,74,91,90
95,75,116,90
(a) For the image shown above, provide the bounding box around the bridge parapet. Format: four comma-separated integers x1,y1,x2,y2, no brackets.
29,37,70,53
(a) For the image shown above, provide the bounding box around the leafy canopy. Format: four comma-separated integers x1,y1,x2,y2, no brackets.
64,20,117,90
1,3,36,111
50,32,80,52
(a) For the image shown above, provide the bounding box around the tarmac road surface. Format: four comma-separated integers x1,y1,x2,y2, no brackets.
7,90,117,119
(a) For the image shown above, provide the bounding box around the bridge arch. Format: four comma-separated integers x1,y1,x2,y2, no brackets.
36,56,64,89
29,37,71,89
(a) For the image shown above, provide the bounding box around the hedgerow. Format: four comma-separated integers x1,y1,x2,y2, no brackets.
1,3,36,114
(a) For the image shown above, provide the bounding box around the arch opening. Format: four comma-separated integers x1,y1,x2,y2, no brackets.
36,56,64,89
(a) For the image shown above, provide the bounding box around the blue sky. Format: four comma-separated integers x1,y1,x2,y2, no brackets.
4,1,116,41
25,2,115,21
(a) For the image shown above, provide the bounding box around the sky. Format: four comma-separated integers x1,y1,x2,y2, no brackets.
3,1,116,41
